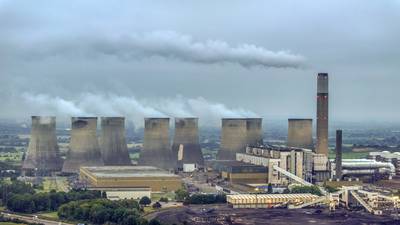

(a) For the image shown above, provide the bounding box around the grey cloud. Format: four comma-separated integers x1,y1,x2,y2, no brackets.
18,31,306,69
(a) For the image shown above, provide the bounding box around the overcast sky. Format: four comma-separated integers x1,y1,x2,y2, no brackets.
1,0,399,126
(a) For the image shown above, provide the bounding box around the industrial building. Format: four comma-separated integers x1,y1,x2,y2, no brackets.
236,145,330,184
287,119,313,149
227,193,319,208
22,116,63,175
369,151,400,176
100,117,132,165
139,118,174,170
316,73,329,156
217,118,263,160
79,166,182,193
207,160,268,183
172,117,204,168
62,117,104,174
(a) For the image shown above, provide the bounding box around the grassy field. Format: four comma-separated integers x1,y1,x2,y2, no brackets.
328,150,371,159
39,177,69,192
38,211,59,220
151,192,176,202
0,152,23,162
129,153,140,160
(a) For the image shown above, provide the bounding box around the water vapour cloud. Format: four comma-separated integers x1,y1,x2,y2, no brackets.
21,93,259,126
21,31,306,69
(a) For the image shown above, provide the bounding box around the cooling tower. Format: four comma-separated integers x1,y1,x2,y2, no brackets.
287,119,313,149
100,117,132,165
139,118,174,169
316,73,329,156
217,118,248,160
172,118,204,167
246,118,263,146
62,117,104,174
22,116,63,175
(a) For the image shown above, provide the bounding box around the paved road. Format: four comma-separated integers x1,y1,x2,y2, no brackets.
1,212,74,225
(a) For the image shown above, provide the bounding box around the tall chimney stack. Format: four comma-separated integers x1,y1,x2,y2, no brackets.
100,117,132,165
287,119,313,149
172,118,204,167
139,118,174,169
316,73,329,156
246,118,263,147
62,117,104,173
22,116,63,175
335,130,343,180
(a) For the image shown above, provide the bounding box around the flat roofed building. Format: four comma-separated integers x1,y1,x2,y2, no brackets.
227,193,319,208
80,166,182,192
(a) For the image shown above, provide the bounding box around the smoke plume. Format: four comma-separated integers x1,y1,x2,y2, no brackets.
21,93,259,127
22,31,306,69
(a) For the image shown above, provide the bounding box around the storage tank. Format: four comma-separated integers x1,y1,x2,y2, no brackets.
22,116,63,175
62,117,104,173
139,118,174,169
100,117,132,165
287,119,313,149
172,118,204,167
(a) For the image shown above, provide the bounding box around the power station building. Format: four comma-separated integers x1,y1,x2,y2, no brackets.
172,117,204,167
217,118,263,160
62,117,104,174
79,166,182,193
22,116,63,175
100,117,132,166
316,73,329,156
287,119,313,149
139,118,174,170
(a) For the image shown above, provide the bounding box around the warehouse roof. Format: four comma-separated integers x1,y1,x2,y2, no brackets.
80,166,179,178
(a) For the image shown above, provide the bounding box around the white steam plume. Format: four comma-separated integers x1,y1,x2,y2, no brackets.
25,31,306,69
21,93,259,127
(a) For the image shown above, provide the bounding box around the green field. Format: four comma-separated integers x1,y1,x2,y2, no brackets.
38,211,59,220
151,192,176,201
39,177,69,192
328,150,371,159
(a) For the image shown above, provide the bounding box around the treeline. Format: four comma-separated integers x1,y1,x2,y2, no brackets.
6,189,102,213
184,193,226,205
0,180,102,213
58,198,163,225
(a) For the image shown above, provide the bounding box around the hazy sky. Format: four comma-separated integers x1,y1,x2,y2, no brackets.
1,0,399,126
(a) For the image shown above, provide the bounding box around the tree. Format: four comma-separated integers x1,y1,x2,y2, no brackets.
175,188,189,202
159,197,169,203
267,183,273,194
139,196,151,206
152,202,162,209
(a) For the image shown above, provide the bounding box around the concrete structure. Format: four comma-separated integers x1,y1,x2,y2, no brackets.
246,118,263,147
369,151,400,175
287,119,313,149
335,130,343,180
79,166,182,192
62,117,104,174
208,160,267,184
100,117,131,165
218,118,263,160
139,118,174,169
99,187,151,201
316,73,329,156
172,118,204,167
227,194,319,208
22,116,63,175
237,145,310,185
